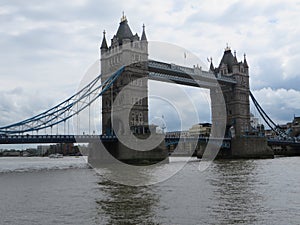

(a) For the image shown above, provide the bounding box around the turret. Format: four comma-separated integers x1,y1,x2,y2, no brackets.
100,30,108,54
217,46,249,76
141,24,147,41
209,57,215,72
243,53,249,75
218,46,235,74
232,50,239,73
100,13,148,75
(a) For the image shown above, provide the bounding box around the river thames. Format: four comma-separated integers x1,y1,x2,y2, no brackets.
0,156,299,225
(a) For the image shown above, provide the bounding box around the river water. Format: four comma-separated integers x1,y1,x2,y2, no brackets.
0,156,299,225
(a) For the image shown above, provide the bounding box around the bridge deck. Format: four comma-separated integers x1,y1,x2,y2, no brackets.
1,134,300,152
0,135,117,144
267,139,300,147
148,60,237,88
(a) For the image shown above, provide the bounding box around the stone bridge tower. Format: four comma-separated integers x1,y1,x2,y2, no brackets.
100,14,149,136
210,47,273,158
211,46,251,137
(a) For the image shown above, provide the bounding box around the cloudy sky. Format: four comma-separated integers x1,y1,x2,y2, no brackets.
0,0,300,135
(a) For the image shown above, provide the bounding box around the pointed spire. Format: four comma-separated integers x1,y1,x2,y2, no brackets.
121,11,127,22
219,46,234,73
209,57,214,72
243,53,249,68
141,24,147,41
115,14,134,45
225,43,231,51
233,50,238,63
100,30,108,50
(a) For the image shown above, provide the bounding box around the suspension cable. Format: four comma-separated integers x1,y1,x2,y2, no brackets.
0,67,124,134
250,91,286,137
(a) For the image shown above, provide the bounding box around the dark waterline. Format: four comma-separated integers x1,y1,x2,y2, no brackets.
0,157,299,225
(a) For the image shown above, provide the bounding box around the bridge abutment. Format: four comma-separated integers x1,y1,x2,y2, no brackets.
87,138,168,166
230,136,274,159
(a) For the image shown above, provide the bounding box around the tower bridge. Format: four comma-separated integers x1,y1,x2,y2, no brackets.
0,15,299,162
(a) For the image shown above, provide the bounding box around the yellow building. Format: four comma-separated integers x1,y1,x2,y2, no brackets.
189,123,211,137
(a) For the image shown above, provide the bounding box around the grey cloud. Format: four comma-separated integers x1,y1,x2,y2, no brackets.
252,88,300,125
0,0,299,132
0,88,53,126
251,56,300,91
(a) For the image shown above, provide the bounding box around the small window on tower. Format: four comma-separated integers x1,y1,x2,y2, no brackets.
139,112,143,124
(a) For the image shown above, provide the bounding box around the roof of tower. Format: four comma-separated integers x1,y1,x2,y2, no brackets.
218,47,235,73
115,15,134,44
141,24,147,41
100,30,108,50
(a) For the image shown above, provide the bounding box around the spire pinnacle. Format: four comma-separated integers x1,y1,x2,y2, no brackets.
209,57,214,72
224,43,231,52
233,50,238,63
243,53,249,68
100,29,108,50
121,11,127,22
141,23,147,41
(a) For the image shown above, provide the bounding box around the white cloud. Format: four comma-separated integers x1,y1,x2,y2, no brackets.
251,88,300,125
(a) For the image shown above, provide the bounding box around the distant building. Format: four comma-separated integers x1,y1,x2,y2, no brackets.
22,150,31,157
250,113,259,129
48,143,80,156
166,130,189,138
189,123,211,137
37,145,49,156
292,116,300,137
24,148,37,156
2,150,21,157
264,116,300,139
265,129,276,138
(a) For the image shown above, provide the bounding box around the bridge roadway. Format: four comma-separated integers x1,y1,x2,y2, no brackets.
165,136,232,149
1,134,300,156
267,138,300,147
148,60,237,88
0,134,231,148
1,134,299,147
0,134,117,144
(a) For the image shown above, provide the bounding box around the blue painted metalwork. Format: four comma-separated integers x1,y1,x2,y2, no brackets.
148,60,236,87
165,137,231,149
0,134,117,144
0,66,124,134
